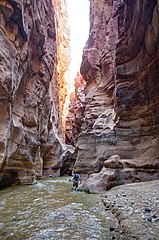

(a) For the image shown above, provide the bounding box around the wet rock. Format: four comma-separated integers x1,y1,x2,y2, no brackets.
111,237,116,240
147,216,153,222
105,208,110,211
102,181,159,240
143,208,152,213
109,227,115,232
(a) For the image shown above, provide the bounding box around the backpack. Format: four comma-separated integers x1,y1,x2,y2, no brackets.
74,173,79,182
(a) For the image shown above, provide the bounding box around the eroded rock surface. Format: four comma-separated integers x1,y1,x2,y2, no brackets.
74,0,121,174
53,0,70,138
43,0,72,177
81,138,159,193
0,0,70,187
75,0,159,189
65,73,86,146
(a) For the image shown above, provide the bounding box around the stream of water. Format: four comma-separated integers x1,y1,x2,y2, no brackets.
0,177,115,240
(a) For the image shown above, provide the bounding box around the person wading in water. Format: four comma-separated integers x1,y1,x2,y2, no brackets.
72,171,81,191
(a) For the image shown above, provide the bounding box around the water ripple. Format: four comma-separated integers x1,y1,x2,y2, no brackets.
0,178,112,240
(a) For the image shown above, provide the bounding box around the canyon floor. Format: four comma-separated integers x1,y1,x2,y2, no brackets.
0,177,159,239
101,180,159,240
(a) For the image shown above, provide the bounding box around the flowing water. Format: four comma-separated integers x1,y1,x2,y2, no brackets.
0,177,115,240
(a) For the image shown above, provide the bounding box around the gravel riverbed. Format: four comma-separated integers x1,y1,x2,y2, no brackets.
101,180,159,240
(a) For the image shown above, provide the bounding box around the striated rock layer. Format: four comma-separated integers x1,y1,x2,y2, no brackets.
65,73,86,146
43,0,72,177
75,0,159,191
53,0,70,138
0,0,70,187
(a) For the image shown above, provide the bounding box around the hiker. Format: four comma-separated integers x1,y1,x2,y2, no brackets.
72,171,81,191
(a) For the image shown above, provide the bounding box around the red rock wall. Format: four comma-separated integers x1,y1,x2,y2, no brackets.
0,0,69,187
42,0,71,177
75,0,119,173
65,73,86,146
53,0,70,137
75,0,159,182
115,0,159,157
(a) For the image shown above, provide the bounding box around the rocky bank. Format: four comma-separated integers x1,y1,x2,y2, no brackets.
101,180,159,240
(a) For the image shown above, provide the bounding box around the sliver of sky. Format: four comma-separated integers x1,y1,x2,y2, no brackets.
67,0,90,92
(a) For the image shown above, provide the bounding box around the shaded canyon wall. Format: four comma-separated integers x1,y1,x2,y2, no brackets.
0,0,70,187
65,73,86,146
73,0,159,191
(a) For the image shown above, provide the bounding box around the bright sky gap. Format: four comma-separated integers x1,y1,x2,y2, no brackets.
67,0,90,92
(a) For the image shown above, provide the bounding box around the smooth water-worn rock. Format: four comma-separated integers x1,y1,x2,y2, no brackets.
74,0,159,190
0,0,70,187
1,0,159,191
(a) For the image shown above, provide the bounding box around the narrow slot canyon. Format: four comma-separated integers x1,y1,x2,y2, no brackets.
0,0,159,239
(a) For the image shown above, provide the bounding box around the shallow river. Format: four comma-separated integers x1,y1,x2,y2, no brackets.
0,178,115,240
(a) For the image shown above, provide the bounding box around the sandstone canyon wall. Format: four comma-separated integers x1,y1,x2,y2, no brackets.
0,0,70,188
53,0,70,138
74,0,159,192
65,73,86,146
1,0,159,191
43,0,73,177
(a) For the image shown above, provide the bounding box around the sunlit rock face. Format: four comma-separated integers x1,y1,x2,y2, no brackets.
0,0,69,187
43,0,71,177
76,0,159,190
53,0,70,138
